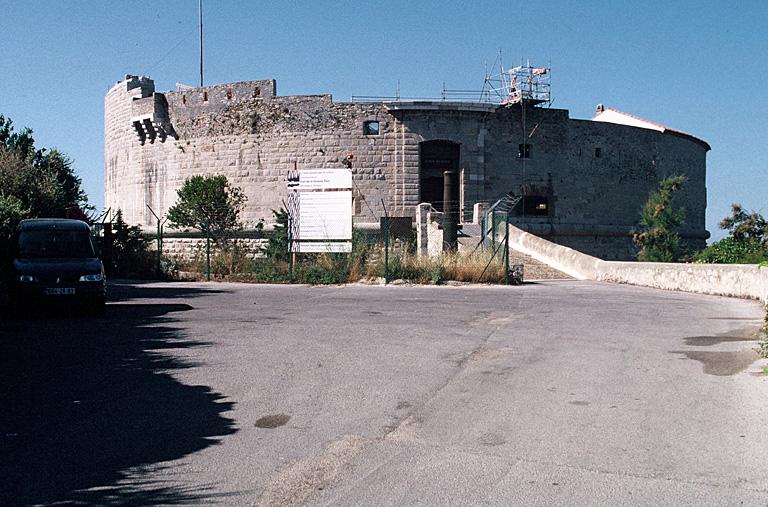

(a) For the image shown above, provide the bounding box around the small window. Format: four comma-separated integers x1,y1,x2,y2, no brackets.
182,94,187,105
203,91,208,102
226,87,233,100
521,196,549,216
363,121,380,136
594,147,602,158
518,143,531,158
253,86,261,98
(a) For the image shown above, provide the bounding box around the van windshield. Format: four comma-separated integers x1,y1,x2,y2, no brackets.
17,230,96,259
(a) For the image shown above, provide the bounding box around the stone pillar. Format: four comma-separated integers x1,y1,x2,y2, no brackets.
442,171,458,252
416,203,431,257
426,211,444,258
473,202,487,224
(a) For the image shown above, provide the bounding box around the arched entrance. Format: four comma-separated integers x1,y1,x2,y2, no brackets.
419,140,460,212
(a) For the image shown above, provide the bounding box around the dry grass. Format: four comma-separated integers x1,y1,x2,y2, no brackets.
383,250,507,284
176,241,510,285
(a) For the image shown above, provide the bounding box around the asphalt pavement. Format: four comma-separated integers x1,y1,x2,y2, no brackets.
1,280,766,505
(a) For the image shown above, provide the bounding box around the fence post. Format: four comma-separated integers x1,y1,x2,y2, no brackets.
442,171,458,251
381,199,390,284
504,222,510,285
205,222,211,281
156,219,162,277
384,219,390,284
287,214,294,281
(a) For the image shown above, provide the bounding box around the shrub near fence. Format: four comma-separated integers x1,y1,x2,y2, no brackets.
165,228,508,285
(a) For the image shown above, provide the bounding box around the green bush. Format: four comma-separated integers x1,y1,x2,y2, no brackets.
633,175,687,262
108,210,155,277
693,237,768,264
261,208,290,261
229,258,291,283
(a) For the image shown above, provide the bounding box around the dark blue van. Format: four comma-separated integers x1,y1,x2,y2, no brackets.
11,219,106,314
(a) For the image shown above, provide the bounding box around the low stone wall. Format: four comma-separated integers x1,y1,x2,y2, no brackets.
148,237,269,261
598,262,767,302
507,226,601,280
508,224,768,303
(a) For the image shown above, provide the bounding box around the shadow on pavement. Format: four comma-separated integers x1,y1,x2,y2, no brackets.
107,281,229,303
0,284,237,505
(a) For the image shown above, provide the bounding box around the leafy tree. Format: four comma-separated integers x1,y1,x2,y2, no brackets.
632,175,687,262
167,175,247,246
718,203,767,243
693,204,768,264
0,114,35,158
35,148,88,210
0,115,89,220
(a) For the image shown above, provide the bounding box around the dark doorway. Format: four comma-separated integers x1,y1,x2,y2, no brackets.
419,140,460,212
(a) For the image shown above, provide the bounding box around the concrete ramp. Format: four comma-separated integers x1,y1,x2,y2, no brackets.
458,224,572,280
505,224,768,302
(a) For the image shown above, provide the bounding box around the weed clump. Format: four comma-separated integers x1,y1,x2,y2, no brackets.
758,305,768,359
175,236,509,286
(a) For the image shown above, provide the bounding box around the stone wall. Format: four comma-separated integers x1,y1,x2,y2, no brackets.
105,75,709,261
507,224,768,303
149,237,269,261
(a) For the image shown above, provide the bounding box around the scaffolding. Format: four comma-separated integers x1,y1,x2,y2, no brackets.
351,51,551,107
480,52,551,106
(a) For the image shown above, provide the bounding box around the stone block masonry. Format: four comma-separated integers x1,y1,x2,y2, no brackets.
148,237,269,262
105,74,710,261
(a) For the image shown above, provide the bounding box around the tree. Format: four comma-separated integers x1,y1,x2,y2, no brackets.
167,175,247,245
718,203,767,243
0,115,89,220
693,204,768,264
632,175,687,262
107,209,153,277
0,114,35,158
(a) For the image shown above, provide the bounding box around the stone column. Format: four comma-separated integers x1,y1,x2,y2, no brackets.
416,203,431,257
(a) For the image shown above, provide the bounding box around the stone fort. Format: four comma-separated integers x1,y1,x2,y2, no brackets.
104,73,710,260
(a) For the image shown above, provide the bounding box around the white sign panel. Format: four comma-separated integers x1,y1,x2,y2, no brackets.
299,191,352,240
299,169,352,191
294,241,352,253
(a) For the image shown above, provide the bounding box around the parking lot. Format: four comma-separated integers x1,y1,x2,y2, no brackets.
1,280,766,505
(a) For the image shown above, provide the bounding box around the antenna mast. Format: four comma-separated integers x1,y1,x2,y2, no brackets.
199,0,204,87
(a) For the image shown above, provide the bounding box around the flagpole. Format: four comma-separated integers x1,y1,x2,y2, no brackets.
199,0,204,87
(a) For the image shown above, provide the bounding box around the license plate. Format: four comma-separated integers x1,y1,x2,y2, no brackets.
45,288,75,295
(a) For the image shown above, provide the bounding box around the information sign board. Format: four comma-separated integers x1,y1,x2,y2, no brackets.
299,191,352,240
293,241,352,253
287,168,353,255
298,169,352,191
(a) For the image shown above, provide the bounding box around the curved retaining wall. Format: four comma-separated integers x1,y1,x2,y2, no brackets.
508,224,768,303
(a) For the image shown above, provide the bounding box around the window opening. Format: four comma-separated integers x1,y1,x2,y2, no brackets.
203,91,208,102
518,143,531,158
363,121,380,136
521,196,549,216
594,147,602,158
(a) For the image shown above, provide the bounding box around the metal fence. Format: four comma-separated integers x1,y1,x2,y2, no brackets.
480,195,524,284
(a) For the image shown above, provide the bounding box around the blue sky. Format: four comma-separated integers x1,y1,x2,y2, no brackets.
1,1,766,240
